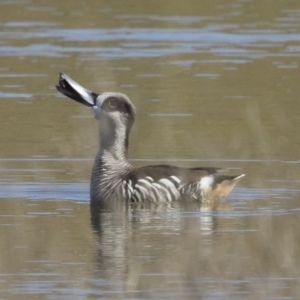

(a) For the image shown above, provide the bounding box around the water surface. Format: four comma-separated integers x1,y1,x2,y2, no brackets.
1,0,300,298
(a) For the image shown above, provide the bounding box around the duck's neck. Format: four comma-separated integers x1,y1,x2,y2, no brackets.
100,123,131,165
90,120,134,202
93,122,133,179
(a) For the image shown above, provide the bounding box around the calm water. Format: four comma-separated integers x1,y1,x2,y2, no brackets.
1,0,300,299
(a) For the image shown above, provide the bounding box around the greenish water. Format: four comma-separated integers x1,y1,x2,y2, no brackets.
1,0,300,298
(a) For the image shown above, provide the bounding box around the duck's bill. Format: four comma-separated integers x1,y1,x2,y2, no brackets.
56,73,98,107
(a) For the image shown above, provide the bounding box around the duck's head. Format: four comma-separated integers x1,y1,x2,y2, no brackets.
56,73,136,144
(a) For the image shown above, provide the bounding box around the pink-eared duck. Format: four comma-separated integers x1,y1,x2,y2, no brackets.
56,73,245,205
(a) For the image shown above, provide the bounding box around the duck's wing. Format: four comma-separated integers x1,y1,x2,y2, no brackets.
128,165,219,185
123,165,216,202
125,165,244,202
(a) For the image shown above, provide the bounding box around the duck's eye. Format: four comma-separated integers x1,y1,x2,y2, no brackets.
109,98,118,108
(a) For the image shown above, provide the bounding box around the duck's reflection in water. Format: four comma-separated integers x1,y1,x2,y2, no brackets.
89,199,238,295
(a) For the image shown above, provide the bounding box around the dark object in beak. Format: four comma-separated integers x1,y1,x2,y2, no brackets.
56,73,98,107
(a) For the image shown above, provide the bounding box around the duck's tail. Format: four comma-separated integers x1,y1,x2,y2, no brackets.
200,174,245,202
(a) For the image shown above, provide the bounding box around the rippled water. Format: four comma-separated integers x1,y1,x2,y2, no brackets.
1,0,300,299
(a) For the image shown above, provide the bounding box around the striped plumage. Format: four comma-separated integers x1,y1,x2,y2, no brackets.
56,73,245,205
